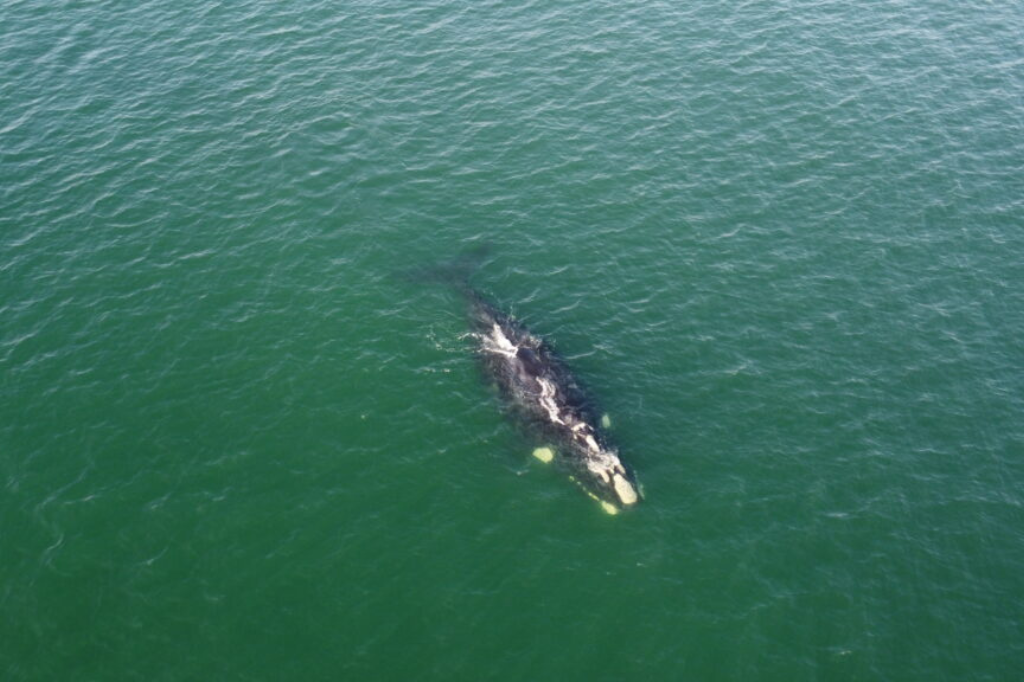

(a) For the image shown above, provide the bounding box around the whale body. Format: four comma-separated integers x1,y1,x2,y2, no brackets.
465,289,640,512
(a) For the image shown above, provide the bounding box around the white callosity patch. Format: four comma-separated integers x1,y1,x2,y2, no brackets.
612,472,639,505
584,450,638,506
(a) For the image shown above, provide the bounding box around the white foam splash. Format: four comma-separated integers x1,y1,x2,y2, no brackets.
484,323,518,357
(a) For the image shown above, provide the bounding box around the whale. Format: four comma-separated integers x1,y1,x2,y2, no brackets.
464,288,641,513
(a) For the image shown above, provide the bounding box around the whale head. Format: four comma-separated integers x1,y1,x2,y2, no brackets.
579,452,641,513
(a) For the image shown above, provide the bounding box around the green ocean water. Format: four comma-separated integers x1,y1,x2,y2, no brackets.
3,0,1023,679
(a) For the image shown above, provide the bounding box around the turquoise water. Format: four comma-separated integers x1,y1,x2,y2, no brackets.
3,0,1023,679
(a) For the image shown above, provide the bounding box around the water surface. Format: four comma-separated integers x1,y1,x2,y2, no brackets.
2,1,1023,679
